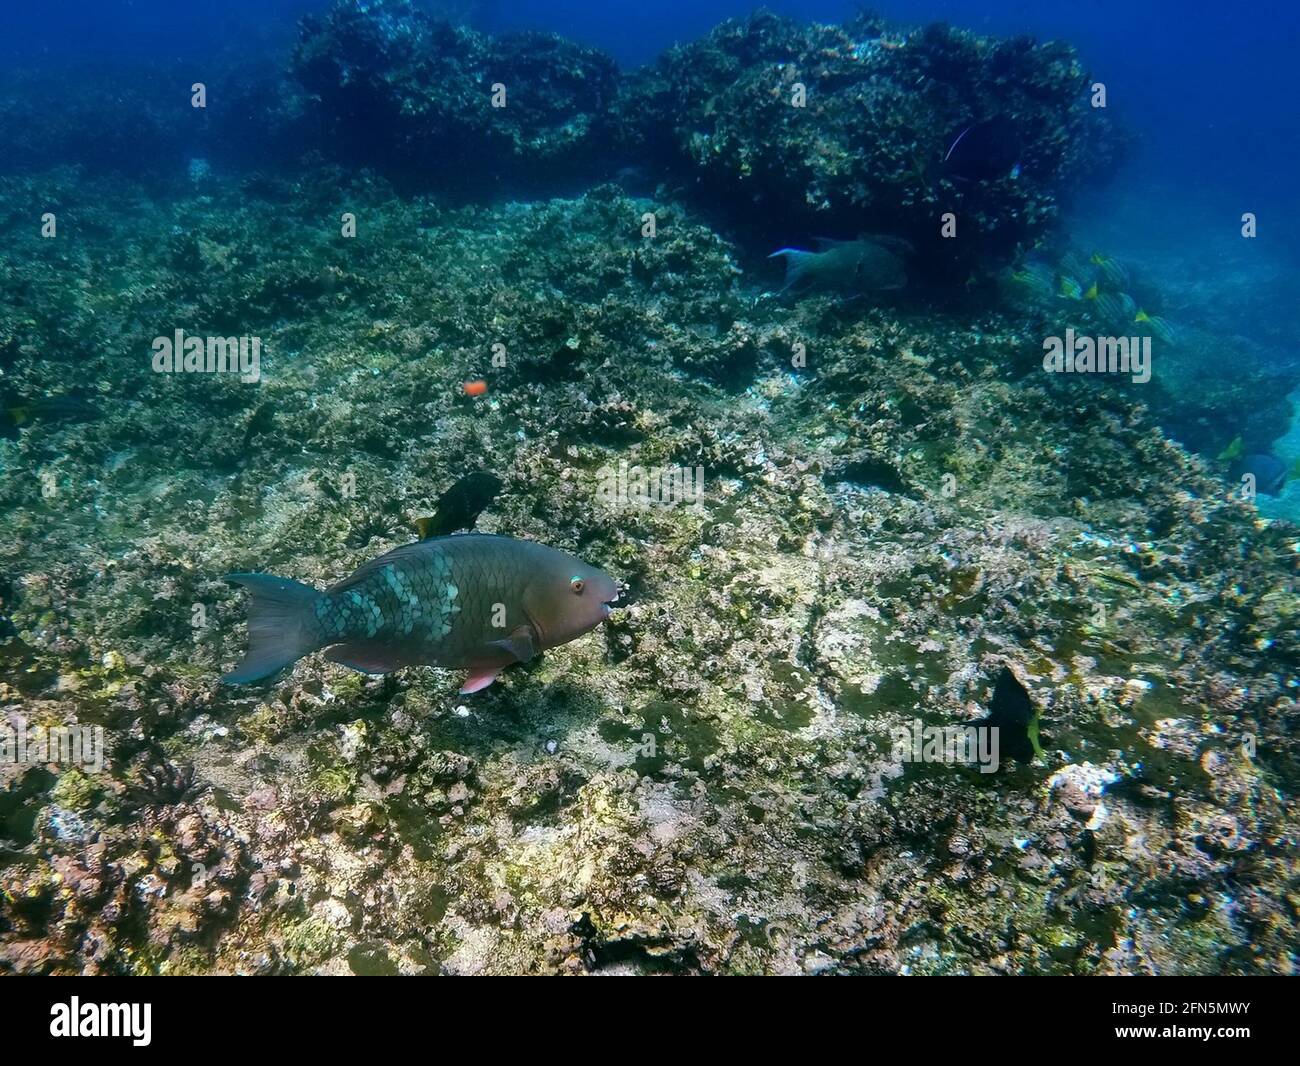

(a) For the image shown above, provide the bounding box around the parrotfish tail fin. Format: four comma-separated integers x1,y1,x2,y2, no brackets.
223,573,322,684
768,248,815,291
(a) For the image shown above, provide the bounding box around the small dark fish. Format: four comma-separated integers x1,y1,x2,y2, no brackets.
414,472,504,538
1229,453,1287,496
942,116,1022,182
768,236,910,294
241,402,276,448
224,533,619,693
0,576,16,643
972,667,1042,764
1,394,99,438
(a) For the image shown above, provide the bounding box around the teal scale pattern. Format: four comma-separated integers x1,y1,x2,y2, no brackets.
312,551,460,644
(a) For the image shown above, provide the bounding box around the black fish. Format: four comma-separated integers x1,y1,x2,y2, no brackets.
413,472,504,539
942,116,1022,182
1,393,99,439
972,667,1042,764
1228,453,1287,496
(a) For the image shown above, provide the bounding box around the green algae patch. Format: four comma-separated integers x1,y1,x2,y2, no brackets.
841,674,920,718
382,794,443,861
598,699,720,776
280,915,343,971
754,660,817,731
754,698,815,732
347,941,400,976
304,738,358,805
50,768,100,812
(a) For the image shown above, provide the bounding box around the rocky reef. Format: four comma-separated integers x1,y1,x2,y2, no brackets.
286,1,1121,275
291,0,619,192
0,3,1296,976
613,11,1122,280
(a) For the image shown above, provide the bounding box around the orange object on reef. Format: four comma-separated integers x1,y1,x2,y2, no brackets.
463,380,488,397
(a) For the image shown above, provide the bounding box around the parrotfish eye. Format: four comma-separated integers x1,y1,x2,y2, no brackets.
570,576,585,594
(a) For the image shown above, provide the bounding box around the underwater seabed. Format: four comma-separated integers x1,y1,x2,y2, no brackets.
0,4,1298,976
2,167,1296,975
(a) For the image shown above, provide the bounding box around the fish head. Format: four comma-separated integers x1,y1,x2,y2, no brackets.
522,547,620,649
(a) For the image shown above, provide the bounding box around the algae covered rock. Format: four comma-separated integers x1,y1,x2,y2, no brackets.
292,0,618,190
613,11,1123,279
0,4,1296,980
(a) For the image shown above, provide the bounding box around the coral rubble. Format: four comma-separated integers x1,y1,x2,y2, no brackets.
0,2,1295,976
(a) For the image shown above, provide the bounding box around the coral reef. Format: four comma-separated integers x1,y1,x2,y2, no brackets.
291,0,619,191
0,3,1295,977
2,164,1297,974
611,11,1124,279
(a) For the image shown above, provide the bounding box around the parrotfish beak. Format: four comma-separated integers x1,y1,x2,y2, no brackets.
597,576,623,619
600,583,624,618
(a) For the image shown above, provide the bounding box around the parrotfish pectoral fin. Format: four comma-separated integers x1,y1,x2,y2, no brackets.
323,642,409,675
487,624,537,663
223,573,322,684
459,667,503,694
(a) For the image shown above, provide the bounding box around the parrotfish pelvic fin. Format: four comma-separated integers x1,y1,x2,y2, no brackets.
460,666,503,694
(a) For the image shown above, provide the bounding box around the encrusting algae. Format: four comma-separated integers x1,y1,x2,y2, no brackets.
0,1,1296,977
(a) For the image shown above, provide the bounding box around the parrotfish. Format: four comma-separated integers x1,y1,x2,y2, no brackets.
1229,453,1288,496
768,236,910,294
223,533,619,693
1,392,99,439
